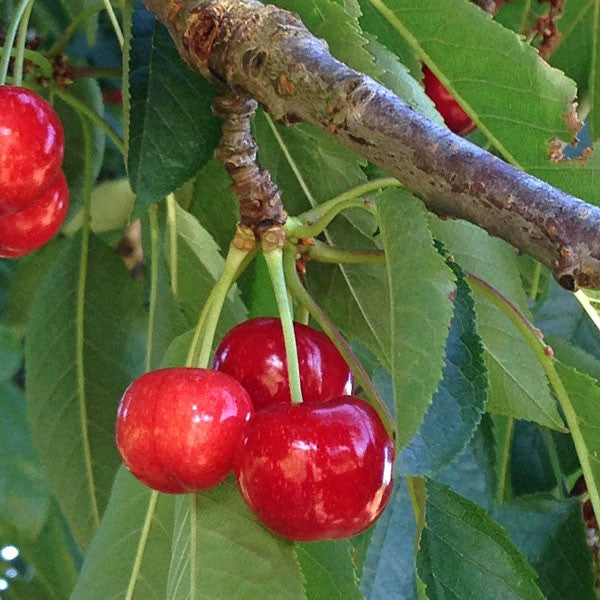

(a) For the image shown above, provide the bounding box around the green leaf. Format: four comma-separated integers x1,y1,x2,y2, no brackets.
296,541,363,600
436,414,497,511
360,478,419,600
1,502,79,600
127,3,220,214
274,0,377,76
378,189,455,447
0,325,21,381
496,496,596,600
0,383,49,540
417,482,545,600
167,203,247,331
253,112,367,216
431,219,564,430
25,233,147,549
55,79,106,216
166,478,306,600
191,159,240,256
397,264,488,475
71,467,174,599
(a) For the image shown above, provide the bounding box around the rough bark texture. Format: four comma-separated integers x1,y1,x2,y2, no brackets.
143,0,600,291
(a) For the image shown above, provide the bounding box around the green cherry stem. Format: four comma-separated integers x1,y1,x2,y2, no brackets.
302,243,385,265
186,239,254,369
13,0,34,86
282,246,395,436
101,0,124,47
467,272,600,520
285,177,399,239
0,0,32,85
52,88,125,155
264,246,304,405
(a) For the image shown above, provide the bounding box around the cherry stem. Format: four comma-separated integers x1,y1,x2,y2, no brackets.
466,272,600,521
282,245,395,435
190,493,198,600
302,243,385,265
0,0,32,85
0,48,53,78
285,178,399,239
186,239,254,369
145,206,160,372
52,87,125,155
264,246,304,405
166,194,179,299
13,0,34,86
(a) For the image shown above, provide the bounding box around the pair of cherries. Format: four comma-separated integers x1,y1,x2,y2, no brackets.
0,86,69,258
116,317,395,541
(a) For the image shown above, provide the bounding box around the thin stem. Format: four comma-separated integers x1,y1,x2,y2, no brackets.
304,243,385,265
467,273,600,522
13,0,34,86
264,247,303,405
283,246,395,434
497,416,514,505
53,88,125,155
0,0,31,85
166,194,179,299
47,2,105,57
124,491,159,600
102,0,124,47
75,115,100,528
145,206,160,372
189,493,198,600
529,261,542,301
186,243,252,368
290,177,399,237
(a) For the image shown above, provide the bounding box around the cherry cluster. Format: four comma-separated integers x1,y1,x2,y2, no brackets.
0,85,69,258
116,317,395,541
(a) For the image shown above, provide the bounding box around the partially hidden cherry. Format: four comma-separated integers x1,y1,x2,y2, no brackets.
116,368,254,493
422,66,476,136
0,86,65,215
235,395,394,541
213,317,353,411
0,171,69,258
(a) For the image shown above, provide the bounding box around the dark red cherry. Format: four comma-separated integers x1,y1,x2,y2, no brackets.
0,86,65,215
0,171,69,258
422,66,476,136
213,317,353,411
235,395,395,541
116,368,254,493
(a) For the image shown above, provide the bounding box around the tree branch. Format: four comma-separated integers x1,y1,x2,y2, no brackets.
143,0,600,291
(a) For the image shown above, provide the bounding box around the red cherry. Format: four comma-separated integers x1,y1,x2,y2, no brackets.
0,86,65,215
116,368,254,493
0,171,69,258
422,66,476,136
235,395,394,541
213,317,353,411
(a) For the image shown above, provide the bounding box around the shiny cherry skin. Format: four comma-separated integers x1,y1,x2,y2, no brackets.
116,368,254,493
213,317,353,411
0,86,65,215
0,171,69,258
422,66,476,136
235,395,395,541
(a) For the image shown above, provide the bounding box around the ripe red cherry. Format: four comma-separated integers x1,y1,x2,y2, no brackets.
235,395,394,541
422,66,476,136
213,317,353,411
0,86,65,215
0,171,69,258
116,368,254,493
